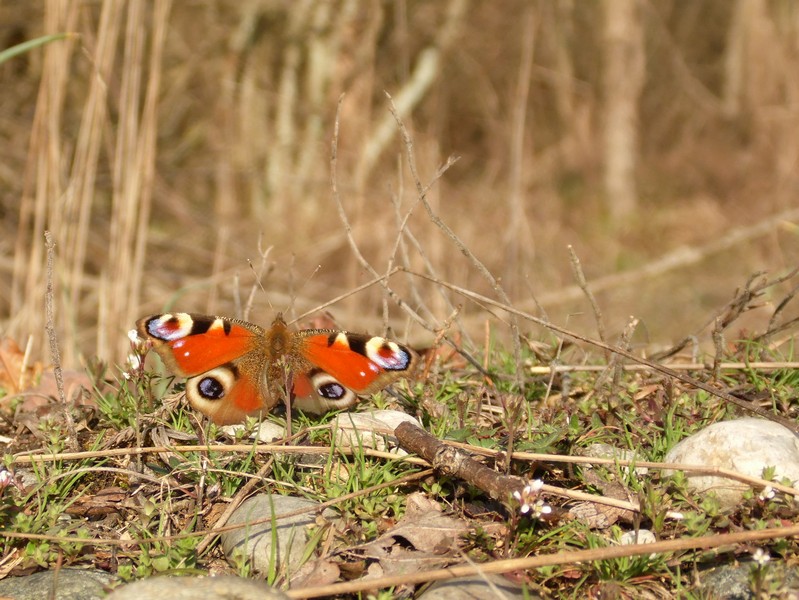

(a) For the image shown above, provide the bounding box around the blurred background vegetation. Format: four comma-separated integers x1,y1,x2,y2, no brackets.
1,0,798,367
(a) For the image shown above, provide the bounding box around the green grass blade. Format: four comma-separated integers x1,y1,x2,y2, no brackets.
0,33,74,65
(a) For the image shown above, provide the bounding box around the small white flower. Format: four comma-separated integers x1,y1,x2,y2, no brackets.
758,486,775,501
127,353,141,371
752,548,770,567
0,467,21,494
0,469,13,486
128,329,140,344
513,479,550,517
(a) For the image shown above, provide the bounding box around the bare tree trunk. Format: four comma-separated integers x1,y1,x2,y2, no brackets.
601,0,644,222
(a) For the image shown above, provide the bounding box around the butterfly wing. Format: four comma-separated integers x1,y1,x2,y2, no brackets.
137,313,419,421
137,313,272,425
291,330,418,413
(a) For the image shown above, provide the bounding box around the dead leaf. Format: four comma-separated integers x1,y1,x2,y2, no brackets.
0,338,41,396
633,384,661,401
567,501,628,529
405,492,442,515
151,426,197,468
568,469,637,528
0,548,24,580
384,508,467,554
14,371,98,415
358,500,471,577
419,331,466,372
65,487,128,519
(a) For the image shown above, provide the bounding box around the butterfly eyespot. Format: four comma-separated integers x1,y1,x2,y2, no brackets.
186,366,236,403
198,377,225,400
295,371,359,412
365,338,412,371
318,381,346,400
145,313,194,341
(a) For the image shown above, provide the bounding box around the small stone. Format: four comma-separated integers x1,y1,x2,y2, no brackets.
664,418,799,509
106,574,287,599
0,568,115,600
220,494,337,575
619,529,656,545
698,563,799,599
221,421,286,443
331,410,420,454
418,573,534,599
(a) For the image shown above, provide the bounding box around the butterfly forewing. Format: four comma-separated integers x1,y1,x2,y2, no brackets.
138,313,262,376
300,331,418,394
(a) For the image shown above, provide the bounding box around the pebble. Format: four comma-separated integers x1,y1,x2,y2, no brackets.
220,494,337,575
330,409,421,454
106,574,288,599
417,574,534,599
697,562,799,599
222,420,286,442
0,568,115,600
619,529,656,546
663,418,799,509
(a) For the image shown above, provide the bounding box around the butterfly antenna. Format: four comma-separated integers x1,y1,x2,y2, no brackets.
243,241,274,320
284,262,322,323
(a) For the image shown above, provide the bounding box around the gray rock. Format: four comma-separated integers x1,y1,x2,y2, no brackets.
581,442,649,477
0,568,115,600
697,562,799,599
418,574,534,599
106,574,287,599
664,418,799,509
220,494,337,575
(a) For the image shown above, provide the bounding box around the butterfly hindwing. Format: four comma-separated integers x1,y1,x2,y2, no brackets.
137,313,271,424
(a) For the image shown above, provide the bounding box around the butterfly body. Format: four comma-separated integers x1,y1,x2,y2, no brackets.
136,313,418,425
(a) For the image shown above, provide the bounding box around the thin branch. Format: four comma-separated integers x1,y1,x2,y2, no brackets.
44,231,65,405
527,361,799,374
329,96,424,327
568,244,607,351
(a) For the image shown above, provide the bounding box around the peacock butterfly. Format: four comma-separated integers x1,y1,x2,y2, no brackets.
135,313,419,425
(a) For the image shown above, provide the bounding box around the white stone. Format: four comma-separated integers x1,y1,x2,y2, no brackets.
221,421,286,443
331,410,420,454
664,418,799,509
619,529,656,545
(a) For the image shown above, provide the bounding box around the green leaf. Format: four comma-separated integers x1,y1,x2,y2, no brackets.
0,33,75,65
